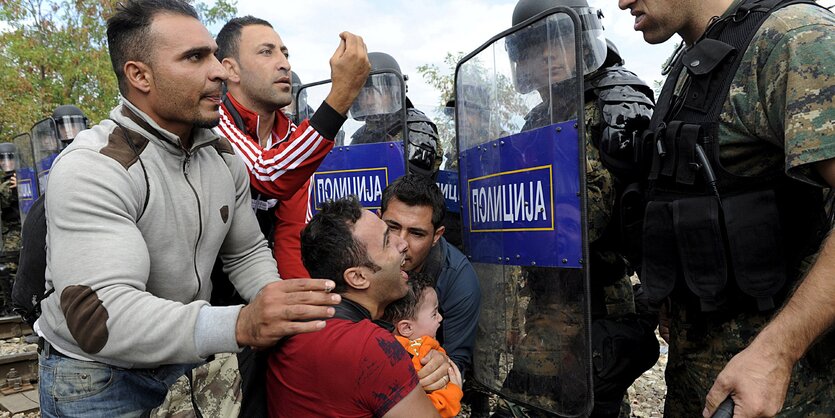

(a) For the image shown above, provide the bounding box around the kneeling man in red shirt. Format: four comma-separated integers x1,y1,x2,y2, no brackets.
267,196,452,417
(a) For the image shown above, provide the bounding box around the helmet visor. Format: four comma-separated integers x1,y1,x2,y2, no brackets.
55,115,89,143
0,153,16,172
507,8,606,93
349,73,403,120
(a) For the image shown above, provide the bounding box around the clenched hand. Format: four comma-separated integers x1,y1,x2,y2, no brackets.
325,31,370,115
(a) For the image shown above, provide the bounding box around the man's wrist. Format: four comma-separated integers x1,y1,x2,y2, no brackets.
323,87,354,116
749,322,803,365
195,304,244,357
310,101,347,140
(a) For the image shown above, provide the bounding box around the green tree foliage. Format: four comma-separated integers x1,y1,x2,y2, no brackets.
417,51,528,168
416,52,464,110
416,52,463,167
0,0,236,139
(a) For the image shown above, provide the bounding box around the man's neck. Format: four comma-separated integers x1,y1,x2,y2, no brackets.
124,94,193,148
227,88,276,147
682,0,736,45
341,292,385,320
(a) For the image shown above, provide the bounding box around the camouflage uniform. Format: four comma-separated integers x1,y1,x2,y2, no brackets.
662,2,835,416
149,353,242,417
0,175,20,316
496,86,654,417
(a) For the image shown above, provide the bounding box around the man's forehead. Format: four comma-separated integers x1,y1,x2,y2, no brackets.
383,199,434,225
150,12,216,52
354,210,386,242
240,24,285,49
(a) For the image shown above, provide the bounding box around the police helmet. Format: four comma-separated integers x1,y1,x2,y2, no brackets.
52,104,89,145
506,0,607,93
291,71,302,90
444,82,490,116
349,52,404,120
0,142,17,173
602,38,625,68
286,71,310,119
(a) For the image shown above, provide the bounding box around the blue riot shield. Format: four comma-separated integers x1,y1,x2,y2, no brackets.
300,70,408,213
422,104,460,214
12,133,38,224
414,103,464,248
457,8,593,416
30,118,63,195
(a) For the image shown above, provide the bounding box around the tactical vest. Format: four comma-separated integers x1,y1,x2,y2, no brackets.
641,0,828,312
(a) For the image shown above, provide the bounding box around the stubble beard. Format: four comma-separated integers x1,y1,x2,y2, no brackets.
241,72,292,112
194,114,221,129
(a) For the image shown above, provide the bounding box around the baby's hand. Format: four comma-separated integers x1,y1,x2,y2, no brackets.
448,361,462,387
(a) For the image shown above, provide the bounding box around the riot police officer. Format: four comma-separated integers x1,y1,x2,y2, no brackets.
0,142,20,315
617,0,835,415
495,1,658,417
349,52,442,177
52,104,89,147
0,143,16,175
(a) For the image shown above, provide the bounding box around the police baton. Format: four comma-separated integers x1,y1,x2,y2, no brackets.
712,397,735,418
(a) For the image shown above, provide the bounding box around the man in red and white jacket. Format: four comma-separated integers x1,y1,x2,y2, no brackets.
215,16,369,277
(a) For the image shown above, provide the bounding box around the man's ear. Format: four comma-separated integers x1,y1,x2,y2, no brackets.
222,57,241,84
432,225,446,246
124,60,153,94
343,266,370,291
396,320,414,339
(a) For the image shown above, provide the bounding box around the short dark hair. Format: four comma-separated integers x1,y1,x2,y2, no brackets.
107,0,199,95
215,16,273,61
382,272,435,324
381,174,446,229
301,196,381,293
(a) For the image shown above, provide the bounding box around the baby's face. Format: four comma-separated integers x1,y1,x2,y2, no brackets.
411,287,442,339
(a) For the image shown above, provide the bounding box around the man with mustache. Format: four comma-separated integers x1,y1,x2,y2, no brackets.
215,16,369,280
35,1,339,416
267,196,442,418
617,0,835,416
379,174,480,377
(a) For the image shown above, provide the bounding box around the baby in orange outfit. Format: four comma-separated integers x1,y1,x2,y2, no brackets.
383,274,463,418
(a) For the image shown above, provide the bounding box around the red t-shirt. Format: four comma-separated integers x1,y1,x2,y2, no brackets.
267,318,419,417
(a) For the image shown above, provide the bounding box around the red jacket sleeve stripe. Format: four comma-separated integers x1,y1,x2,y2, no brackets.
216,109,333,199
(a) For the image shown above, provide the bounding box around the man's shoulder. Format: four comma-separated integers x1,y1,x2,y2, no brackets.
279,318,412,391
62,120,115,150
218,97,256,142
435,238,479,298
766,3,835,31
441,238,473,271
282,318,398,357
749,3,834,55
54,120,147,171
